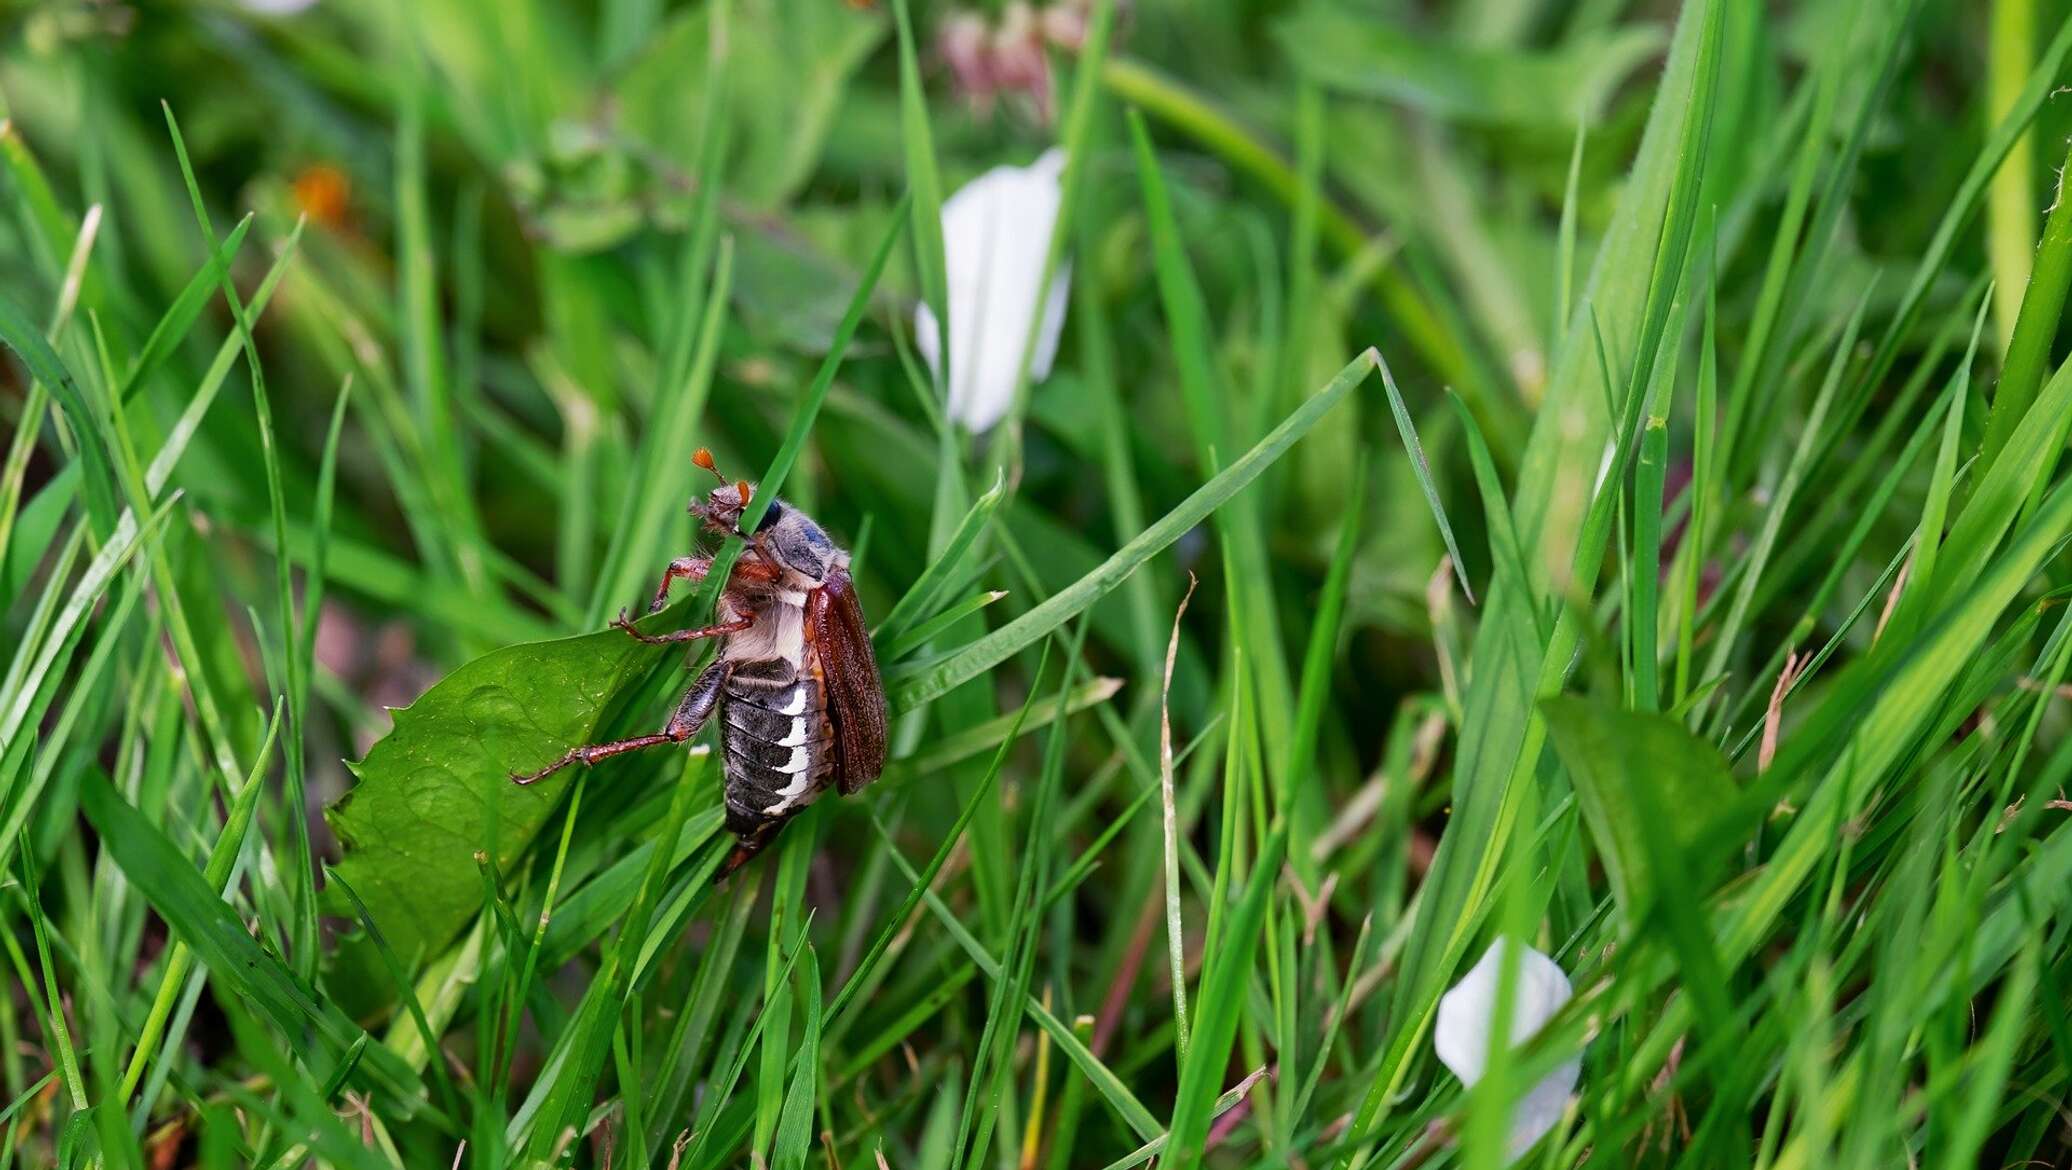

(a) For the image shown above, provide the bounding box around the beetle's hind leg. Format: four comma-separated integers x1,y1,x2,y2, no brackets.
715,822,785,884
715,794,799,883
510,661,731,785
509,732,678,785
610,613,753,645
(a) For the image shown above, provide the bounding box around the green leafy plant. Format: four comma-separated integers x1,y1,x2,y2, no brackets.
8,1,2072,1168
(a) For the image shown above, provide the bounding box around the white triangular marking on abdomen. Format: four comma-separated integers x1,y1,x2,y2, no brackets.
765,756,817,812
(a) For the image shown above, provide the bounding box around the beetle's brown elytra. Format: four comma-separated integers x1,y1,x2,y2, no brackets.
511,452,887,880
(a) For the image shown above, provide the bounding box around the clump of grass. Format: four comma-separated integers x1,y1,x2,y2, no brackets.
6,1,2072,1168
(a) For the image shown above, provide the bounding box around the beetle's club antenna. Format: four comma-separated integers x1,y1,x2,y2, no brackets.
692,447,729,485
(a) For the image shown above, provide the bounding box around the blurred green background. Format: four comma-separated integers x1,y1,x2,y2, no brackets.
9,0,2072,1167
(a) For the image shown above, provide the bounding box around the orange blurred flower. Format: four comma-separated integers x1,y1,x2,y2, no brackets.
292,163,352,229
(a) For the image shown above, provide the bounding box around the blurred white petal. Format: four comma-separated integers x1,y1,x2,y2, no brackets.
240,0,320,13
1434,939,1583,1163
915,148,1069,433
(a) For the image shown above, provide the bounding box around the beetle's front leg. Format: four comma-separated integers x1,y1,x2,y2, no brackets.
647,556,713,614
647,555,782,614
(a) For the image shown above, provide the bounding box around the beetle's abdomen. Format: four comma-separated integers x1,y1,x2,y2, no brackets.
719,656,835,837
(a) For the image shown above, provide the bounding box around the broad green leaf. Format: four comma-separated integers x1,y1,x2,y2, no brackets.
1539,695,1737,916
326,613,688,968
731,228,868,353
1275,5,1665,129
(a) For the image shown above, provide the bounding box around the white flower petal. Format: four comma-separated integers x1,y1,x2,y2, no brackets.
1434,939,1582,1163
1507,1052,1583,1161
915,148,1070,433
240,0,320,13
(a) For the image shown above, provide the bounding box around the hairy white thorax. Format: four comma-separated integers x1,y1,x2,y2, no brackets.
721,593,809,665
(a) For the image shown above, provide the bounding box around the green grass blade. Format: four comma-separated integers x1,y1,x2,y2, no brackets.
116,700,282,1102
892,349,1376,711
877,471,1006,641
891,0,948,393
1377,351,1474,603
769,947,823,1170
0,295,119,534
1161,823,1287,1169
76,771,430,1109
1981,136,2072,470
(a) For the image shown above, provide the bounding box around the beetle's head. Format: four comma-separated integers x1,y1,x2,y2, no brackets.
689,448,759,536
